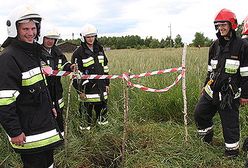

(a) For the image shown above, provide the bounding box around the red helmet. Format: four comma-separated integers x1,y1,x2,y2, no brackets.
214,8,238,30
242,16,248,35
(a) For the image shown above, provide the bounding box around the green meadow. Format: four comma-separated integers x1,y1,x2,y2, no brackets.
1,47,248,167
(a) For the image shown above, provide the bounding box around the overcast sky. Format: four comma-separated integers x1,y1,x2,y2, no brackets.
0,0,248,44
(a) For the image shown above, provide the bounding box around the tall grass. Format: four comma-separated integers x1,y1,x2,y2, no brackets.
1,47,248,167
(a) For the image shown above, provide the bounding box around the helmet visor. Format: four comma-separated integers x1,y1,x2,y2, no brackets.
214,21,229,30
18,19,39,24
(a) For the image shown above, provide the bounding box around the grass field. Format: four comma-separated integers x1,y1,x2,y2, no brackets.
1,47,248,167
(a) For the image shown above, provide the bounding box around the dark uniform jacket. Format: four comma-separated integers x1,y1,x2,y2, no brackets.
204,30,248,102
0,39,62,154
72,42,109,103
41,46,72,110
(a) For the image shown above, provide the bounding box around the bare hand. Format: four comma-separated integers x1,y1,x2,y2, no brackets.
80,92,87,100
11,132,26,146
240,98,248,106
106,86,110,94
201,87,205,95
42,66,53,75
52,108,57,118
70,64,76,72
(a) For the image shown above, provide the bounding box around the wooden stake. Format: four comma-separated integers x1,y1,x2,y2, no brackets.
64,76,73,166
181,44,188,142
121,73,129,167
64,59,78,167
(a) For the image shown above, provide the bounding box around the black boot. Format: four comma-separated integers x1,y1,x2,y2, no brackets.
224,149,239,158
243,137,248,152
245,158,248,168
202,130,214,144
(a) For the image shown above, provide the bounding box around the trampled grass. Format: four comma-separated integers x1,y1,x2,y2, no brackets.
1,47,248,167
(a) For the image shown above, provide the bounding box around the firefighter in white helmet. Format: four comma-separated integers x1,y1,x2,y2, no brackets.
39,24,75,136
72,24,110,130
0,6,63,167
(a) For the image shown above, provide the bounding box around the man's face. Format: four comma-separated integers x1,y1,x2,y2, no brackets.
43,37,56,49
17,20,37,43
216,22,231,36
85,35,96,45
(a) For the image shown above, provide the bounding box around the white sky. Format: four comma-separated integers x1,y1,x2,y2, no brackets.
0,0,248,44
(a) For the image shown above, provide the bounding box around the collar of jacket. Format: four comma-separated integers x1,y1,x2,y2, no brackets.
11,39,37,51
216,29,236,47
11,39,42,60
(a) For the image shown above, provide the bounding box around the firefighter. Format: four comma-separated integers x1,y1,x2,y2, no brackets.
0,6,63,167
242,16,248,41
241,15,248,167
38,25,75,136
71,24,110,130
194,8,248,158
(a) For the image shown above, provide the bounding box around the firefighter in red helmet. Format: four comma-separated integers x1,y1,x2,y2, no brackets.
241,15,248,167
194,8,248,158
242,16,248,40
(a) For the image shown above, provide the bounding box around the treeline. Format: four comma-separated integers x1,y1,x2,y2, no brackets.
60,32,217,49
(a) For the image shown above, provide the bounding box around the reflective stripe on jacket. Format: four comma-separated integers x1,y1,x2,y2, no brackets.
0,39,62,153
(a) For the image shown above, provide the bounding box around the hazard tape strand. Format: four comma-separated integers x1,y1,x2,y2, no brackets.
43,67,185,93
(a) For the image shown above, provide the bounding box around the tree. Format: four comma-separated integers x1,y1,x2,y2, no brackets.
174,34,183,48
149,39,160,48
160,38,166,48
204,37,213,47
144,36,153,47
164,36,174,48
192,32,206,47
236,22,244,37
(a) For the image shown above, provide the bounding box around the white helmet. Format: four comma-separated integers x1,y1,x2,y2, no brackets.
6,5,42,38
38,24,60,44
81,24,97,37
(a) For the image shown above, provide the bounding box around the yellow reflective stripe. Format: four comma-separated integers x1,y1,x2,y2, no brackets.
58,64,62,69
104,66,109,73
225,59,239,74
240,67,248,76
82,57,94,67
204,84,213,98
58,98,64,108
60,62,69,71
58,59,62,70
0,97,16,106
59,102,64,108
0,90,19,106
98,56,104,66
22,74,43,86
11,134,61,149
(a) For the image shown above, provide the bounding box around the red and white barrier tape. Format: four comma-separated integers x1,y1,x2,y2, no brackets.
43,67,185,93
123,69,185,93
44,67,183,79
